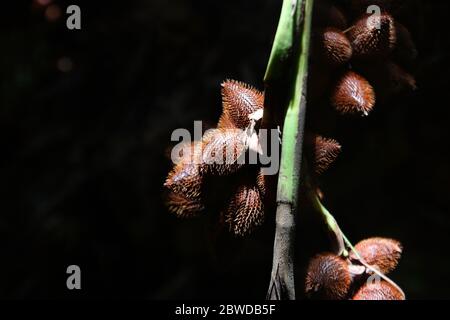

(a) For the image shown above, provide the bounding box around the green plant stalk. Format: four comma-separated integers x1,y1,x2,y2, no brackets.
266,0,314,300
307,185,347,257
264,0,299,83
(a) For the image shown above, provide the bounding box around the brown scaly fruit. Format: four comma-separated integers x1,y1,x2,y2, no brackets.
350,237,402,274
310,135,342,175
256,169,266,197
331,70,376,116
216,112,236,129
218,80,264,129
164,141,203,200
165,79,267,236
166,191,204,218
224,179,264,237
199,128,247,176
305,253,352,300
316,27,353,67
347,12,396,59
165,162,202,200
353,280,405,300
168,140,202,164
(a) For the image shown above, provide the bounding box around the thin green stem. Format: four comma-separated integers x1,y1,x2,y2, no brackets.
308,189,347,256
266,0,314,300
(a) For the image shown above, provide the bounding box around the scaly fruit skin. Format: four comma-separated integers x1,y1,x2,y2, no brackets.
311,135,342,175
224,181,264,237
350,237,403,274
353,281,404,300
331,71,376,116
199,128,247,176
165,79,267,236
218,80,264,129
304,2,413,300
165,141,204,200
256,169,266,197
166,191,204,218
348,13,396,59
316,28,353,67
165,162,203,199
305,253,352,300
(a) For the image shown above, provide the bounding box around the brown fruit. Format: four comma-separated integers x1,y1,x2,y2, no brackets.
169,141,203,165
217,112,237,129
166,191,204,218
311,135,342,175
350,237,402,274
331,71,375,116
317,28,353,67
353,280,405,300
164,140,204,199
305,253,352,300
164,162,203,199
218,80,264,129
224,182,264,237
347,13,396,59
256,169,266,197
200,129,247,176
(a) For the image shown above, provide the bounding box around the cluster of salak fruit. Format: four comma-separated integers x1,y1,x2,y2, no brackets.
164,80,342,236
303,0,417,300
305,237,404,300
164,80,266,236
310,0,416,113
164,0,415,299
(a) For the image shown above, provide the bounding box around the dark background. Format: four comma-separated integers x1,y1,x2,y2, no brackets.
1,0,449,299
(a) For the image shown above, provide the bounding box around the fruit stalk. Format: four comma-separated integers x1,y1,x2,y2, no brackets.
265,0,314,300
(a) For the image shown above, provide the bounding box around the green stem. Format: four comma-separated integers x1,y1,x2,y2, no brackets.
266,0,314,300
308,189,347,256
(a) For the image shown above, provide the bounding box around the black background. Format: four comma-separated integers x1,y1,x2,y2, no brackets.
1,0,449,299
